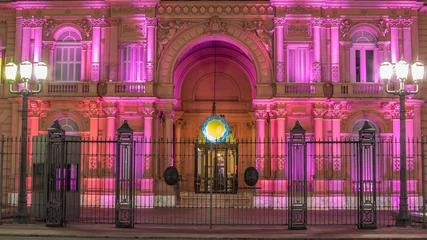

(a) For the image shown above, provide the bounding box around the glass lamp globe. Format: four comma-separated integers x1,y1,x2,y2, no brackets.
20,61,33,80
5,62,18,81
411,61,424,82
395,59,409,80
34,62,48,81
380,61,393,81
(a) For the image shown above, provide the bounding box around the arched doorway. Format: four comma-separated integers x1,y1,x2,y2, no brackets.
175,40,255,194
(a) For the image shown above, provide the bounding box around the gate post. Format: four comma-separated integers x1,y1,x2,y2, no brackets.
358,121,377,229
288,121,307,230
115,120,134,228
46,120,66,227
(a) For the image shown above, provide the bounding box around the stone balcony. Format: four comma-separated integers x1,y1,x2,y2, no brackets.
0,81,419,99
275,82,418,99
0,81,155,98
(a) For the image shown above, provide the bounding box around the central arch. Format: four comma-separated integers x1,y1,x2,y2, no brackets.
156,20,273,98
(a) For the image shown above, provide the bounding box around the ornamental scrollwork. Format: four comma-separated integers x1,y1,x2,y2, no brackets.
158,20,188,56
204,16,228,35
340,19,351,38
243,20,274,58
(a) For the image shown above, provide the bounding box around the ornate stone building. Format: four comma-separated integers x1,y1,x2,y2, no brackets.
0,0,427,210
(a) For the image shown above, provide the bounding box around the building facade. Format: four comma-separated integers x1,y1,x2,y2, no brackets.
0,0,427,218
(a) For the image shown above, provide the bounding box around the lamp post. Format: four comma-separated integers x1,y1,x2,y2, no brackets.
380,59,424,227
5,60,47,223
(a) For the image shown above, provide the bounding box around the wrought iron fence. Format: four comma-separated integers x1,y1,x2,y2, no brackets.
0,121,426,228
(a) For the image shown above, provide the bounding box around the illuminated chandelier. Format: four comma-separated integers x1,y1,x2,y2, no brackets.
201,41,230,142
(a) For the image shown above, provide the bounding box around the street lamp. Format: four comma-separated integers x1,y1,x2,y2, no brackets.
380,58,424,227
5,60,47,223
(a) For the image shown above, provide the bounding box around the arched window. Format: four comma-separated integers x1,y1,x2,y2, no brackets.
54,29,82,81
350,30,379,83
57,117,80,134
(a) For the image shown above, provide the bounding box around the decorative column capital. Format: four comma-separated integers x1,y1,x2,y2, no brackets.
313,108,327,118
274,17,285,27
146,17,157,27
142,107,155,117
83,101,100,118
103,107,117,117
273,108,287,118
163,110,175,120
329,18,341,27
255,110,267,120
311,17,324,27
175,118,186,128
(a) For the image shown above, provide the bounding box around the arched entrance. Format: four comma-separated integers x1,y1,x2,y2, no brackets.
175,40,255,195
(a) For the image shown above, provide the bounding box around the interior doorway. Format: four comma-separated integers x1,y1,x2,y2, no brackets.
195,143,238,194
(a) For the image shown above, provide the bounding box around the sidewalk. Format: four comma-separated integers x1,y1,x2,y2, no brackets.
0,224,427,239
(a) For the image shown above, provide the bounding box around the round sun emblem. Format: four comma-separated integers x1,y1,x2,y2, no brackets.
202,115,230,142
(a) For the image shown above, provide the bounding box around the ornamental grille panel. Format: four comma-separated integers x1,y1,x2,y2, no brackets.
0,134,426,227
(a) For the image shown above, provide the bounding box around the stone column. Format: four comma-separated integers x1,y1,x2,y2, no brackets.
81,43,88,81
269,111,277,178
389,19,400,63
402,19,413,61
109,18,120,81
174,118,185,176
15,15,23,62
274,17,285,82
91,19,102,81
313,104,326,179
164,110,175,169
21,18,32,61
85,101,100,172
143,108,155,177
275,108,287,179
406,106,415,171
103,105,117,172
340,43,351,82
255,110,267,177
46,43,56,81
330,19,340,83
311,17,323,82
146,18,157,81
33,19,44,63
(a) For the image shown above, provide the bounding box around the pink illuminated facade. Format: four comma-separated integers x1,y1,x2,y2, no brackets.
0,0,427,210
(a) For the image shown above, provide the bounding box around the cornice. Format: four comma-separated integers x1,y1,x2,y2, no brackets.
271,0,423,9
10,1,111,9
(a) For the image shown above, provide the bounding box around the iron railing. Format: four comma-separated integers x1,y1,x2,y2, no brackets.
0,131,426,228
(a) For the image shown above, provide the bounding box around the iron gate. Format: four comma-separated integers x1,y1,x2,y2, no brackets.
0,120,426,228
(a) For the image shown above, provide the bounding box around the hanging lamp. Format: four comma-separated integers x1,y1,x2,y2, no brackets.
201,41,230,142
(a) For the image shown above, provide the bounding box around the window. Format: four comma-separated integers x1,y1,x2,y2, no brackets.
54,29,82,81
287,45,309,83
57,117,79,134
350,30,378,83
121,45,145,82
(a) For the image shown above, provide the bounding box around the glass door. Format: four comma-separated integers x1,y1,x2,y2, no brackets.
195,143,238,193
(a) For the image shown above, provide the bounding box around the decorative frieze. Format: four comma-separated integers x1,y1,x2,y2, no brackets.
111,5,154,15
157,4,274,16
274,17,285,27
278,6,321,15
